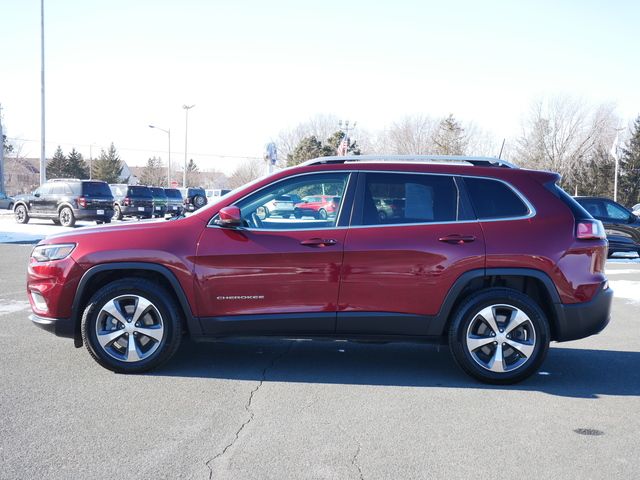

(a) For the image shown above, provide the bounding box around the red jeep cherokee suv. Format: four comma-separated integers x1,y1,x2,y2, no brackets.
26,155,612,384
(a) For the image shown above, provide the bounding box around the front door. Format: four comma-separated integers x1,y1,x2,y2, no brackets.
337,171,485,336
194,171,354,336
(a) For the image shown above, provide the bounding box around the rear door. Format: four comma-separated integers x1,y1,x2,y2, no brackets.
337,171,485,336
194,171,355,336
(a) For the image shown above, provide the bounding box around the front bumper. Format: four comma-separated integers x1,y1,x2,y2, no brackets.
554,282,613,341
30,314,74,338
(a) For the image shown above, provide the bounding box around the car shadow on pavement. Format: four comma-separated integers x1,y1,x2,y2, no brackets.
153,339,640,399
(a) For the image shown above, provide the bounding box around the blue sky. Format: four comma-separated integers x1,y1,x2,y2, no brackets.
2,0,638,173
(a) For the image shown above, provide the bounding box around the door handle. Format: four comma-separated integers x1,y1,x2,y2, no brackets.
438,234,476,245
300,238,338,247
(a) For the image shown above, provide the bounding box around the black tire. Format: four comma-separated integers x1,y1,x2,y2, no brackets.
294,209,302,219
7,202,13,210
193,195,206,209
14,204,29,224
378,210,387,220
448,288,550,385
81,278,182,373
318,208,328,220
52,219,61,225
112,204,123,221
59,207,76,227
282,214,291,219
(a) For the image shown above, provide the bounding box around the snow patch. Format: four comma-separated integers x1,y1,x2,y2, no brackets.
609,280,640,304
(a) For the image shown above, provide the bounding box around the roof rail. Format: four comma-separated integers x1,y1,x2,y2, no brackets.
300,155,517,169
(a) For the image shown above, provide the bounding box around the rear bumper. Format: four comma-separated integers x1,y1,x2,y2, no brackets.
121,206,153,217
554,282,613,342
74,208,114,220
30,313,74,339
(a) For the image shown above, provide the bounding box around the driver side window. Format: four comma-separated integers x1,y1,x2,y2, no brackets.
234,173,350,230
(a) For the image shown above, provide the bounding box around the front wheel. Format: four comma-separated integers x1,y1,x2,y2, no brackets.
317,208,328,220
81,278,182,373
15,204,29,224
448,288,550,384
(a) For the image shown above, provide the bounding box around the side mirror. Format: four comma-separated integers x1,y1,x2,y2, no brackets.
215,206,243,228
34,192,41,198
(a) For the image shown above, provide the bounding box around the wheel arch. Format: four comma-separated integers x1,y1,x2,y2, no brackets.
428,268,563,340
71,262,200,347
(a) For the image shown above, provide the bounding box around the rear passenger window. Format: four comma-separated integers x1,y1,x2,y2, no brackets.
361,173,469,225
464,177,529,219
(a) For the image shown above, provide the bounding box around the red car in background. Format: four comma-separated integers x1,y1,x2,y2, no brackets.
294,195,340,219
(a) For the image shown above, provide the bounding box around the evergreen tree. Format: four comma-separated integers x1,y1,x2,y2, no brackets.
287,132,361,166
325,131,361,156
92,143,123,184
619,116,640,206
185,158,200,187
47,146,68,178
433,114,467,155
2,134,13,154
67,148,89,179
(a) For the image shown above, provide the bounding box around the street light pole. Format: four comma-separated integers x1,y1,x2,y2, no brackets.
149,125,171,187
182,104,195,188
40,0,46,184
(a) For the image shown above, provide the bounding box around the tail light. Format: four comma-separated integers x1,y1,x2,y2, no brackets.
124,197,131,207
576,219,606,240
77,197,87,208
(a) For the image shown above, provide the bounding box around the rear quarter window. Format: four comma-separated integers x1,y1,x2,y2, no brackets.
464,177,529,220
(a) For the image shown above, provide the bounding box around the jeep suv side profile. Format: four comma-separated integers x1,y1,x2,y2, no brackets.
13,179,114,227
26,156,612,384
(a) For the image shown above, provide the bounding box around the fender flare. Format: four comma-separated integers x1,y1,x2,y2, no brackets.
72,262,200,346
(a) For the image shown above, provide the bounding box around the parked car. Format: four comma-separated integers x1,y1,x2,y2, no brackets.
26,155,612,384
374,198,394,220
259,194,295,218
178,187,207,212
110,184,154,220
148,187,168,218
164,188,184,216
0,192,14,210
293,195,340,219
574,196,640,257
13,179,114,227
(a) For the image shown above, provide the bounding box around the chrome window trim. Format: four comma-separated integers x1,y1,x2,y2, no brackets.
207,171,354,232
206,169,536,232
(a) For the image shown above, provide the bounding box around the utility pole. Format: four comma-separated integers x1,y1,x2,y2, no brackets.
182,104,195,187
40,0,46,184
0,104,5,194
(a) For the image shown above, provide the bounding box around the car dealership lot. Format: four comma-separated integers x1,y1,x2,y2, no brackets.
0,242,638,479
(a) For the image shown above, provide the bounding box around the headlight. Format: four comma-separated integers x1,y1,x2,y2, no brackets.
31,243,76,262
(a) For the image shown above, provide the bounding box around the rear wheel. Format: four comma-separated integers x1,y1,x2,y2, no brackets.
112,204,123,221
7,202,13,210
193,195,206,209
294,209,302,219
81,278,182,373
52,219,61,225
318,208,328,220
59,207,76,227
15,204,29,224
449,288,550,384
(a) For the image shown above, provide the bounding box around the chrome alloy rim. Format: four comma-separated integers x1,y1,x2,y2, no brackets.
465,304,536,373
95,295,164,362
60,209,72,225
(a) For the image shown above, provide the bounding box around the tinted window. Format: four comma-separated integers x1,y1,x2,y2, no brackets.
575,199,605,218
464,177,529,219
164,189,183,199
81,182,112,196
149,187,167,197
128,186,153,198
361,173,464,225
230,173,349,229
605,201,631,220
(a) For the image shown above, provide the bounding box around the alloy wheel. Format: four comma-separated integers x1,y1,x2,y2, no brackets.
94,295,165,363
465,304,537,373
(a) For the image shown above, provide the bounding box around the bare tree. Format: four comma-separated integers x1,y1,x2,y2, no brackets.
516,95,618,189
228,158,266,189
375,115,439,154
276,114,341,165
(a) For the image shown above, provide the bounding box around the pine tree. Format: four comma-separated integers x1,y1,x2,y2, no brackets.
324,131,361,156
139,156,166,186
185,158,200,187
619,116,640,206
67,148,89,179
92,143,123,184
433,114,467,155
47,146,68,178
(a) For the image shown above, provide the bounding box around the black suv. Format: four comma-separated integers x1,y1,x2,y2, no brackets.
179,187,207,212
110,184,154,220
574,196,640,256
13,179,114,227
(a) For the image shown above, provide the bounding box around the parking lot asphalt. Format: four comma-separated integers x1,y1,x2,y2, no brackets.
0,243,639,479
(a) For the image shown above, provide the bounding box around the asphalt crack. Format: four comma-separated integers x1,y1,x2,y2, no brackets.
337,425,365,480
205,341,294,479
